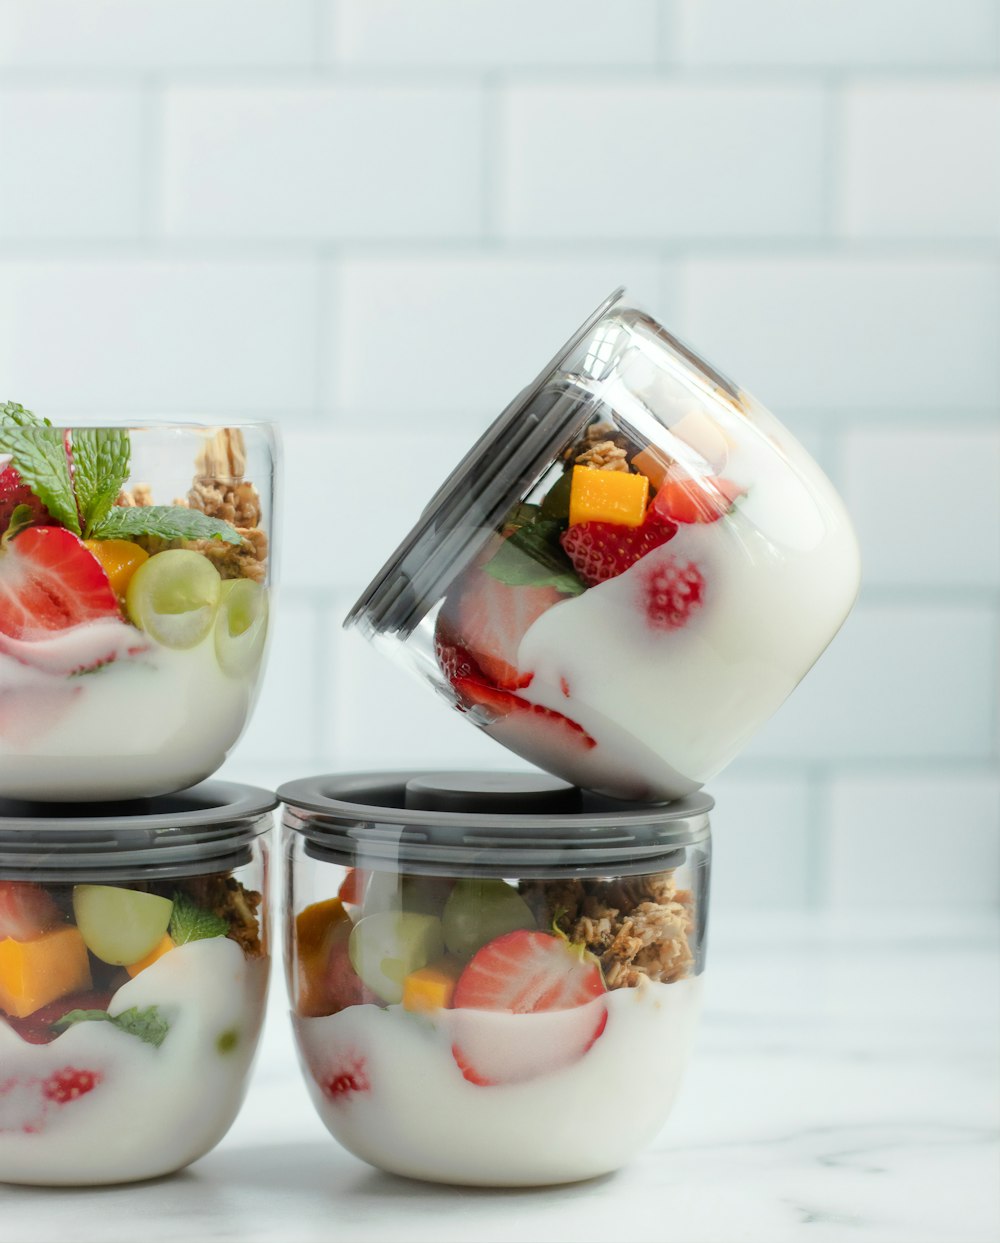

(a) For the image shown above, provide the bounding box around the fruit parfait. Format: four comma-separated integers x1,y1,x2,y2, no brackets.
281,771,710,1187
346,290,860,801
0,781,274,1186
0,403,275,800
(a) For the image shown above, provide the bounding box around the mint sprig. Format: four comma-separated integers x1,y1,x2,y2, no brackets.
1,401,49,429
0,424,79,535
53,1005,169,1049
90,505,243,546
169,891,228,944
72,428,131,537
484,505,584,596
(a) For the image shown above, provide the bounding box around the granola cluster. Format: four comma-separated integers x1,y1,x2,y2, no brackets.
520,871,694,988
565,421,633,473
179,874,265,958
116,428,268,582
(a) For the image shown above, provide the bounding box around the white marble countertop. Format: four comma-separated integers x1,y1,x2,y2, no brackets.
5,911,998,1243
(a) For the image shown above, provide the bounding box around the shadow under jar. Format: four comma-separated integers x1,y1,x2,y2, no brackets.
281,771,711,1187
0,782,274,1186
0,416,277,801
346,290,860,801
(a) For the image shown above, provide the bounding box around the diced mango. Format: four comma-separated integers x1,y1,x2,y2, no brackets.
125,933,175,979
402,958,462,1013
295,898,351,1017
83,539,150,598
568,466,649,528
0,926,92,1019
296,898,348,957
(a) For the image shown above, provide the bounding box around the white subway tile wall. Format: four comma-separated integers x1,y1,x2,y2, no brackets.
0,0,995,909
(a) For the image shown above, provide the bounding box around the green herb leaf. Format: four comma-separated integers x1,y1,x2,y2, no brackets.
0,401,49,429
53,1005,169,1049
0,425,80,535
484,515,585,596
4,504,37,541
169,891,228,945
72,428,132,537
90,505,242,546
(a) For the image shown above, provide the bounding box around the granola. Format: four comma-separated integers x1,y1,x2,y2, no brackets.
178,874,265,958
520,871,694,988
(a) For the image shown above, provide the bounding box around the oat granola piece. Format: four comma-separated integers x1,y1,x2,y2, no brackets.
180,874,265,957
575,439,630,472
115,482,154,508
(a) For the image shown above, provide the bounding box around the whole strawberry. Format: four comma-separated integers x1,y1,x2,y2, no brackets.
560,512,676,587
0,464,48,535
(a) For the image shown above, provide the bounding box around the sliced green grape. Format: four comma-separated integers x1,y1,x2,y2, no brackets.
362,873,454,919
442,879,535,959
126,549,222,650
72,886,174,966
348,912,444,1005
214,579,268,676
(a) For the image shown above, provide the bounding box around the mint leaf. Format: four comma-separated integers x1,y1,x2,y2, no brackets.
72,428,131,536
484,516,585,596
1,401,49,429
53,1005,169,1049
169,891,228,944
4,504,37,541
0,425,79,535
91,505,242,546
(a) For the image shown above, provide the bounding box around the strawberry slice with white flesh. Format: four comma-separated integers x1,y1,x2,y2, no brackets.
0,526,134,674
450,930,608,1086
0,881,61,941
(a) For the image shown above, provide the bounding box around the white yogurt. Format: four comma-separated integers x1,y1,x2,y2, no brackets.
0,937,268,1186
0,622,258,800
295,975,702,1187
509,420,860,800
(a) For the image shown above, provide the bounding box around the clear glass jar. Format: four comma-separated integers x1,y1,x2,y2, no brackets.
0,781,274,1185
346,291,860,801
0,414,277,800
281,771,710,1187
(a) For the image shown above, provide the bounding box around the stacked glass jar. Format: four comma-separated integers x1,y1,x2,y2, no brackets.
0,413,277,1184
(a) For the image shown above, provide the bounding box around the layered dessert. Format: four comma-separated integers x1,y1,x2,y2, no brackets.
0,870,268,1185
0,403,270,799
433,385,859,800
291,866,701,1186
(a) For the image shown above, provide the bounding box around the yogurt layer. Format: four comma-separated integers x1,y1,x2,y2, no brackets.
0,937,268,1186
295,975,702,1187
0,623,256,801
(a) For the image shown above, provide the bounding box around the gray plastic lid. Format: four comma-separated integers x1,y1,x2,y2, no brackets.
279,770,712,878
0,781,277,881
343,289,624,642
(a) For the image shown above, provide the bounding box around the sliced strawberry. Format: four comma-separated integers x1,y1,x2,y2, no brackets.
452,675,596,752
3,990,114,1046
433,626,488,685
0,881,61,941
438,572,561,690
337,868,369,907
42,1066,102,1105
641,556,706,632
560,512,677,587
0,526,120,642
451,930,608,1086
321,1052,370,1103
649,476,743,525
0,464,48,536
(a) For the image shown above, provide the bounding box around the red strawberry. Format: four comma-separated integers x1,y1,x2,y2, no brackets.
324,938,380,1015
641,557,705,631
560,513,677,587
0,464,48,536
439,572,561,689
0,526,120,642
650,476,743,525
322,1052,370,1102
452,675,596,752
451,930,608,1086
4,990,114,1045
0,881,61,941
337,868,369,907
42,1066,102,1105
434,627,488,685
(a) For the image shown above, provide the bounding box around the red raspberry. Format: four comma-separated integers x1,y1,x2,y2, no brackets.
42,1067,102,1105
323,1054,370,1103
642,558,705,631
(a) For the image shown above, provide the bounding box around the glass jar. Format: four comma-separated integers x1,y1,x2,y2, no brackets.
346,290,860,801
0,781,274,1185
281,770,710,1187
0,414,277,800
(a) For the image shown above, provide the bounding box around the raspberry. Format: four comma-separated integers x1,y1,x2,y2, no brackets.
642,558,705,631
42,1067,102,1105
323,1054,370,1102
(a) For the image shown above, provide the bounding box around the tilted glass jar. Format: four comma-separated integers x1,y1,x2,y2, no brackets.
0,781,274,1186
281,770,711,1187
346,291,860,801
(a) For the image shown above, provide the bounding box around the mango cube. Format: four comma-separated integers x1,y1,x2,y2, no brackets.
295,898,350,1017
568,466,649,528
402,959,461,1013
126,933,176,979
0,926,92,1019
